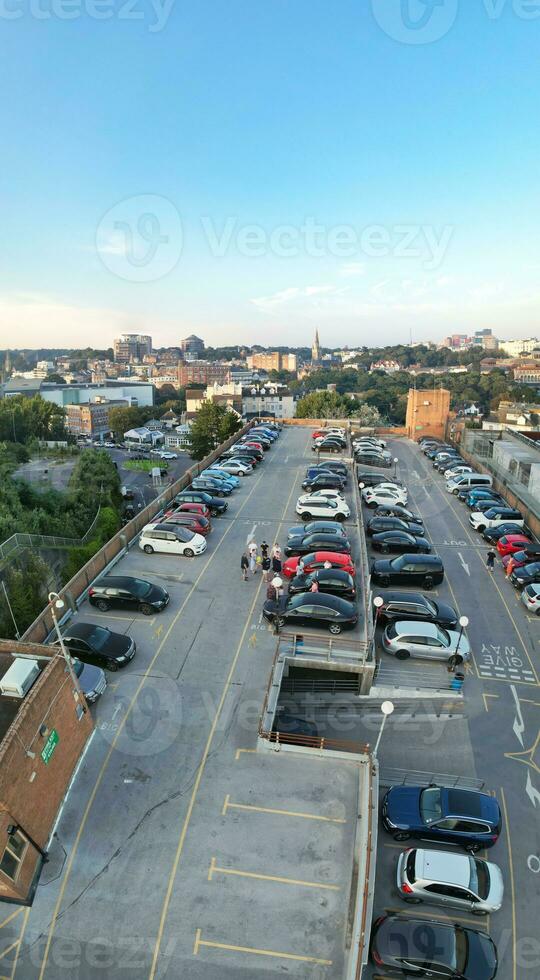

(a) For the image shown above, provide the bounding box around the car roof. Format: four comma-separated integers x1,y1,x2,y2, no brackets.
97,576,140,589
416,849,471,888
383,592,429,605
442,787,499,822
63,622,108,639
293,592,350,610
394,621,441,637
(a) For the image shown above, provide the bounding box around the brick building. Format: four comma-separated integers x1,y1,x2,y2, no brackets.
406,387,451,441
66,399,128,438
0,641,93,904
246,352,297,373
177,361,230,387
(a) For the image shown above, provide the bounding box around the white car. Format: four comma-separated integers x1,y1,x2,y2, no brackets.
159,451,176,460
297,489,345,504
215,459,252,475
139,523,207,557
363,488,408,509
444,465,472,480
469,509,524,532
353,438,386,449
521,583,540,615
362,482,408,502
295,495,350,521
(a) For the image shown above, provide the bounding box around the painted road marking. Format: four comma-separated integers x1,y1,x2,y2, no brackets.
222,794,346,823
457,551,471,575
234,748,256,761
207,855,339,890
193,929,332,965
482,693,499,712
477,643,536,684
0,942,19,961
0,911,22,932
83,613,156,625
499,788,517,980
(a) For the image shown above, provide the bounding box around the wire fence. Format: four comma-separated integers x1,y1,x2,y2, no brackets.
0,507,102,562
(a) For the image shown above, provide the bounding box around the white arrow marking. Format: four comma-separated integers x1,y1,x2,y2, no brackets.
511,685,525,747
246,523,257,546
457,552,470,576
526,772,540,808
112,702,124,722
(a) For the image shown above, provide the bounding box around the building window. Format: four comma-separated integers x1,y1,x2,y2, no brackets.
0,829,28,881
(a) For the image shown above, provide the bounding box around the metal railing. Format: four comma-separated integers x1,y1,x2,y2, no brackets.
259,728,370,754
355,770,375,979
0,506,102,562
379,767,485,790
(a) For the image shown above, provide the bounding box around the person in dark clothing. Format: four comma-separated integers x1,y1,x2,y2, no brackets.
262,555,272,581
240,552,249,581
266,581,277,601
260,540,269,560
272,554,282,574
486,549,496,571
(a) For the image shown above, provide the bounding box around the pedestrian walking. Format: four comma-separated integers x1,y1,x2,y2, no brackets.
260,540,269,560
266,581,277,601
240,552,249,581
271,543,281,560
310,579,319,593
506,556,515,578
248,540,258,575
272,553,282,574
262,555,272,581
486,549,496,571
297,557,305,574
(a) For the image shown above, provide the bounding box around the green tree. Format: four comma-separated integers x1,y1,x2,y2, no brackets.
295,391,354,419
187,402,242,460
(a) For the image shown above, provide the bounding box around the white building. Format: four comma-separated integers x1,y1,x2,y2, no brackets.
499,338,539,357
124,427,164,446
241,384,296,419
165,425,192,450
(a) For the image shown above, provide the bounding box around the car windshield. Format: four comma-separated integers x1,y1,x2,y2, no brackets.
469,857,490,899
455,927,468,974
424,598,437,615
287,594,307,610
419,787,442,824
434,625,450,646
523,562,540,575
129,579,153,598
72,658,84,677
84,626,111,650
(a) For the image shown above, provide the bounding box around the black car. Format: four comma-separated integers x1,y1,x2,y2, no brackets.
305,466,339,482
56,622,136,671
371,531,431,554
312,461,348,478
370,915,498,980
72,658,107,703
262,592,358,635
510,561,540,589
367,517,424,537
357,470,396,487
283,533,351,557
287,521,345,539
483,522,526,543
382,785,502,851
88,575,169,614
302,473,346,492
373,591,458,628
426,444,453,459
371,554,444,589
355,452,392,468
288,568,356,601
373,505,423,526
230,446,263,461
434,455,462,472
313,439,345,453
189,478,232,497
173,490,228,515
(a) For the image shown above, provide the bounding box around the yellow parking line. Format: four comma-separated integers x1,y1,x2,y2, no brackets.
10,908,29,979
234,748,257,761
499,788,516,980
193,928,332,965
208,855,339,890
222,794,346,823
85,613,155,625
0,942,19,961
384,907,487,929
482,693,499,712
0,910,21,932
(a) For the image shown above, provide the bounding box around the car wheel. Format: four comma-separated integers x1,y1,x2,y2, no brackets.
143,544,154,554
453,488,459,495
536,609,540,617
477,525,486,533
449,654,463,667
329,624,342,635
395,649,410,660
140,603,153,616
184,548,194,558
108,662,119,672
393,831,411,842
381,545,389,554
277,616,286,628
464,842,481,854
96,599,109,612
423,576,434,590
301,512,312,521
368,501,377,509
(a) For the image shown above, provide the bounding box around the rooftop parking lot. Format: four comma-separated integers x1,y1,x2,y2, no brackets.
8,425,372,980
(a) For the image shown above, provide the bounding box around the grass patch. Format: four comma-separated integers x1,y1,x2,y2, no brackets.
124,459,168,473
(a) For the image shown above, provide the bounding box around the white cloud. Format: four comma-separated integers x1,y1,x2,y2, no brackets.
339,262,366,279
0,293,140,347
250,284,340,313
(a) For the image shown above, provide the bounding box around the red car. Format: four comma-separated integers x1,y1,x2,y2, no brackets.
502,546,540,570
166,502,211,521
497,533,531,556
282,551,356,579
312,430,327,439
160,512,211,536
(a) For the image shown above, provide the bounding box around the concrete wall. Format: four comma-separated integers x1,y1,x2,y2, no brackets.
406,388,450,441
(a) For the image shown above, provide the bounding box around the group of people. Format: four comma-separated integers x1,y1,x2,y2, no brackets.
240,540,283,590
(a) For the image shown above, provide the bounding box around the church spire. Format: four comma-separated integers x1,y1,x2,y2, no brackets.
311,328,321,362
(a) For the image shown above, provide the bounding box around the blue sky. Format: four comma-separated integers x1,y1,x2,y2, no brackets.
1,0,539,349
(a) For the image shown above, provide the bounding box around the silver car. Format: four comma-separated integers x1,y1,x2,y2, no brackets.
397,848,504,915
382,620,471,664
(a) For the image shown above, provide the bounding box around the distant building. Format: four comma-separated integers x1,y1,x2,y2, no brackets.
370,359,401,374
177,361,230,387
35,360,55,377
406,387,451,441
1,379,155,409
513,363,540,386
113,334,152,363
124,426,164,446
66,399,128,439
180,335,205,357
241,384,296,419
440,334,470,349
499,338,539,357
246,352,297,373
165,425,192,450
311,328,321,363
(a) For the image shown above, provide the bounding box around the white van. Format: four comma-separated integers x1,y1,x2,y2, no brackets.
139,523,207,557
446,473,493,495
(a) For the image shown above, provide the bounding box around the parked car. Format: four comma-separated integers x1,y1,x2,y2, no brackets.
373,591,458,628
72,657,107,703
465,489,505,508
56,622,136,671
295,495,350,521
374,505,423,526
282,551,356,579
262,592,358,635
174,490,228,516
367,517,424,538
304,466,341,483
483,522,526,543
363,488,408,509
362,482,407,502
312,438,346,453
521,583,540,615
382,620,470,664
371,554,444,589
396,846,503,915
358,470,398,487
287,521,346,539
382,785,502,851
355,454,392,469
288,568,356,601
283,532,351,558
158,512,211,536
168,502,211,520
202,468,239,487
214,459,252,475
502,545,540,571
302,473,346,492
190,477,233,497
370,915,498,979
510,561,540,589
467,497,507,514
470,507,524,533
496,533,532,556
88,575,169,614
139,523,207,557
371,531,431,555
444,464,472,480
311,460,348,477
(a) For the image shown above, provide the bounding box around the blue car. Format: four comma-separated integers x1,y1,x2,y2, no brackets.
251,427,278,441
190,477,233,497
202,468,240,487
382,785,501,853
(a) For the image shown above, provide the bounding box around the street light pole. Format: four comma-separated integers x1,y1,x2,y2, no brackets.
456,615,469,662
1,581,20,638
373,700,394,758
393,456,399,480
48,592,85,704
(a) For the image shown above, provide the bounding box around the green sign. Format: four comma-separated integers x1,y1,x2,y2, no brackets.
41,729,59,765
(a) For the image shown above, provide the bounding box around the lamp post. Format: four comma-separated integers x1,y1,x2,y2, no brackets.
456,615,469,662
48,592,85,702
373,595,384,625
271,575,284,634
393,456,399,480
373,700,394,758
